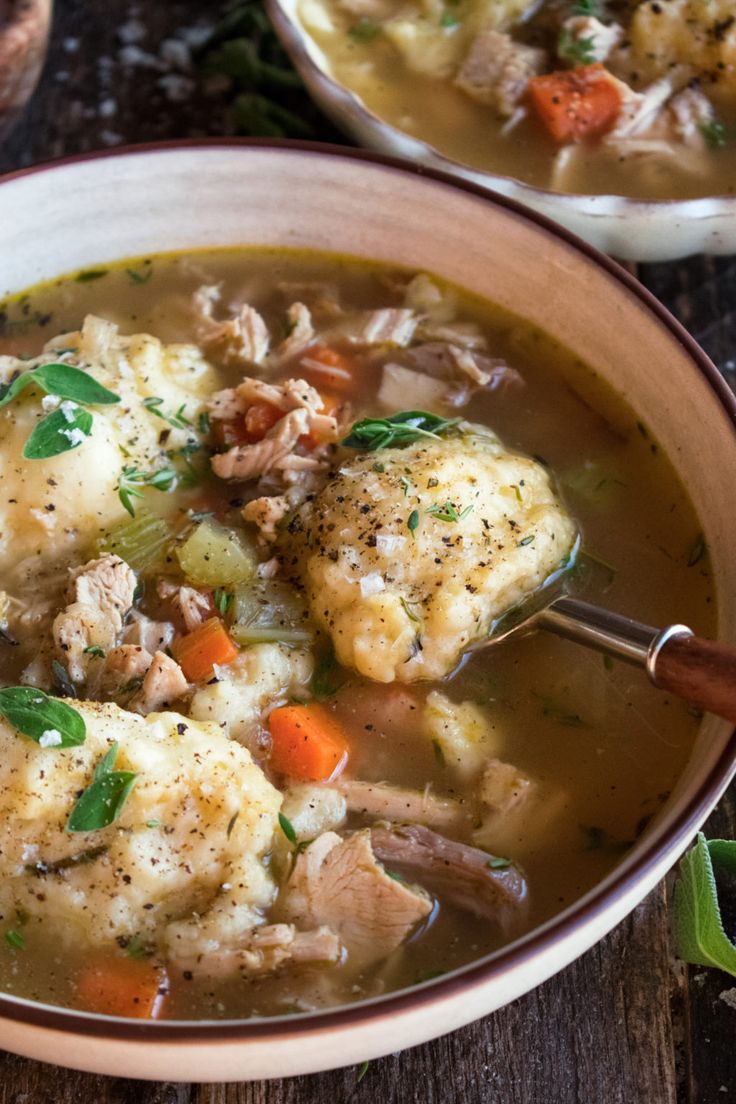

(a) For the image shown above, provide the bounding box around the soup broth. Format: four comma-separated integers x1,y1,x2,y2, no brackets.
0,250,713,1020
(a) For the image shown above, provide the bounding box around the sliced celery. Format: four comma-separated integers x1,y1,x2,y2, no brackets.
176,519,257,587
98,508,172,572
231,581,313,646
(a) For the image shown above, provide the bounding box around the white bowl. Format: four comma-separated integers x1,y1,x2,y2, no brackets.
0,141,735,1080
267,0,736,263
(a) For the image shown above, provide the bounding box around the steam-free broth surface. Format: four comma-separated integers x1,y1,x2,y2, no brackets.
0,250,713,1020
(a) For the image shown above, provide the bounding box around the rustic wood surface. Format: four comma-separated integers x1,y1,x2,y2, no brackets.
0,2,735,1100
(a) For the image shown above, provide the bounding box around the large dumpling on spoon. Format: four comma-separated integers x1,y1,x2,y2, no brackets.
282,424,576,683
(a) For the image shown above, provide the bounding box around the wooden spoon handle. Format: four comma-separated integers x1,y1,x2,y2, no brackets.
652,634,736,725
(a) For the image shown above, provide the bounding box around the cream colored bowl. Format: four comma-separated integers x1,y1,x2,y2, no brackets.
0,142,735,1081
267,0,736,263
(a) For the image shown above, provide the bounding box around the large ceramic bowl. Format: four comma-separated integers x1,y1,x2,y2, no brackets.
267,0,736,263
0,141,735,1081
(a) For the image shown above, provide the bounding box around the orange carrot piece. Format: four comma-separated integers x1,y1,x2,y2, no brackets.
76,955,169,1019
268,704,349,782
301,344,356,393
527,64,622,143
243,401,282,441
173,617,238,682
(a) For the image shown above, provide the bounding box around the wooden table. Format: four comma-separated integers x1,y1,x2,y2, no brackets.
1,2,735,1100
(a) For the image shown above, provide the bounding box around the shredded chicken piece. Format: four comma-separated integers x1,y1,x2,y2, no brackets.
171,923,341,978
370,824,527,929
561,17,623,64
356,308,418,347
479,758,533,815
242,495,291,542
283,830,432,966
605,69,690,141
337,779,470,834
122,610,175,653
130,651,189,714
53,555,137,683
192,285,270,368
667,87,714,146
93,644,153,697
235,376,324,415
455,30,545,116
212,408,312,481
272,303,315,361
157,580,212,633
450,346,492,386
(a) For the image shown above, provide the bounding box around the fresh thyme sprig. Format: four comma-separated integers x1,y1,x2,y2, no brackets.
342,411,462,451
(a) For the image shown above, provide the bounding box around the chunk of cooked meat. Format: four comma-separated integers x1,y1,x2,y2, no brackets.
337,779,469,834
53,555,137,683
356,308,418,347
212,408,312,481
560,17,623,64
455,31,546,116
279,783,347,841
285,427,576,682
122,610,175,653
95,643,153,695
282,829,432,966
272,303,315,361
130,651,189,715
192,285,270,368
242,494,291,542
169,922,341,978
370,823,527,929
157,580,211,633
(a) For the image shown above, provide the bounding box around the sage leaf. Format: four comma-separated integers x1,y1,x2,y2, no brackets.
672,832,736,977
67,742,137,833
23,406,93,460
0,687,85,748
278,811,297,844
0,363,119,409
30,364,120,406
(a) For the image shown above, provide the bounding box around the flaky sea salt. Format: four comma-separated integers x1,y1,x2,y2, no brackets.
39,729,62,748
59,400,77,422
60,427,87,446
41,393,60,411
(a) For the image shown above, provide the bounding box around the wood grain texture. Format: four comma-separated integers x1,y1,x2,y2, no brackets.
655,635,736,726
0,1,734,1100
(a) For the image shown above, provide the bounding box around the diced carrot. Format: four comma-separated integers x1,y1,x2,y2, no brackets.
213,416,250,449
243,401,282,441
301,344,356,393
76,954,169,1019
299,389,343,450
173,617,238,682
268,704,349,782
527,64,622,143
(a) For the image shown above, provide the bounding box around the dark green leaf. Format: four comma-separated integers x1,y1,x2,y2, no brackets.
22,406,93,459
67,743,137,833
0,371,35,408
348,17,380,41
83,645,106,658
142,396,191,429
4,930,24,950
558,28,596,65
343,410,462,451
51,659,77,699
30,364,119,405
278,811,297,844
518,534,535,547
432,739,446,766
0,687,85,748
75,269,108,283
440,10,459,26
700,121,727,150
126,267,153,285
118,465,178,517
408,509,420,537
487,855,512,870
310,645,347,700
356,1060,370,1083
672,833,736,976
570,0,600,14
226,811,239,838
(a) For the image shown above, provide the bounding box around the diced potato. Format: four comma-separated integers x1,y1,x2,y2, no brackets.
378,363,448,412
176,519,257,587
424,690,500,779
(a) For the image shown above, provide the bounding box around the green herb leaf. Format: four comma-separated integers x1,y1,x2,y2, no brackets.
400,596,420,622
558,28,596,65
126,266,153,285
310,645,347,700
125,933,149,958
701,120,727,150
226,811,239,838
518,534,535,547
117,465,178,517
142,396,192,429
570,0,600,14
278,811,297,844
198,411,211,435
408,508,420,537
356,1060,370,1083
432,739,446,766
51,659,77,699
487,855,512,870
348,17,380,41
22,405,93,460
28,364,120,406
440,9,459,26
75,269,108,283
427,500,473,523
67,742,137,833
0,687,86,748
4,930,25,950
343,410,462,451
83,645,107,658
672,833,736,977
213,588,233,617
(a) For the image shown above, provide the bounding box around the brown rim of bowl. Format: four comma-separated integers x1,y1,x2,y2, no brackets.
0,138,734,1042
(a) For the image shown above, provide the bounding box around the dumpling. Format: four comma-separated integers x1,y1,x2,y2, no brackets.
0,315,221,576
0,699,280,949
283,426,576,682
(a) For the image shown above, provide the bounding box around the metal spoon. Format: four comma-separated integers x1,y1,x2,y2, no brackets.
479,576,736,726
